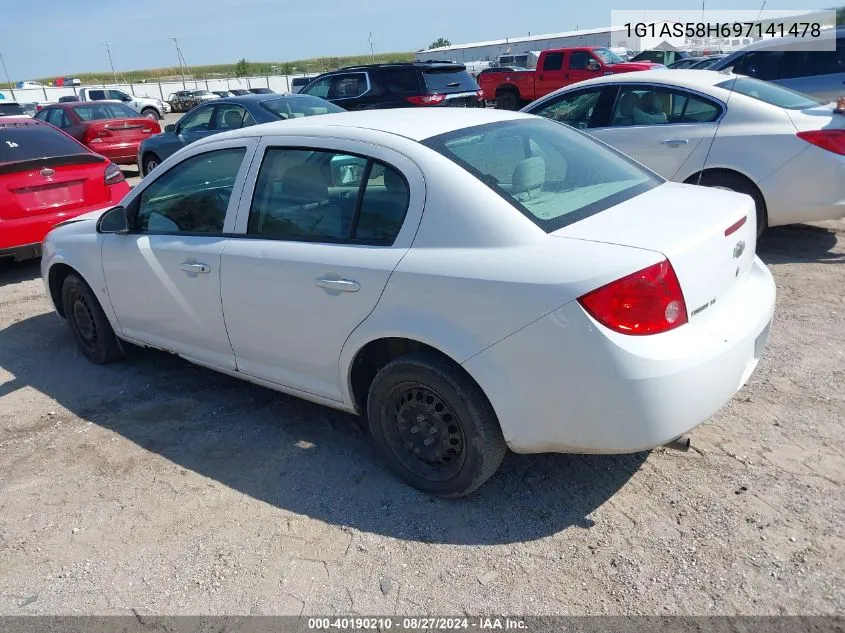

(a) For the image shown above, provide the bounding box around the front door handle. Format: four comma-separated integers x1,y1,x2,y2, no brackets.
315,278,360,293
180,262,210,274
662,138,689,147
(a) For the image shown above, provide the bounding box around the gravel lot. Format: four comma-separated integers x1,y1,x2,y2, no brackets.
0,210,843,615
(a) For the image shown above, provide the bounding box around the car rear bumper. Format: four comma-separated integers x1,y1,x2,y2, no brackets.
90,142,143,164
463,256,776,454
0,242,41,261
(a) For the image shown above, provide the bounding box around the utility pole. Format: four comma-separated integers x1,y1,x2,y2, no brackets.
757,1,767,21
104,42,118,85
369,33,375,63
171,37,187,89
0,52,14,96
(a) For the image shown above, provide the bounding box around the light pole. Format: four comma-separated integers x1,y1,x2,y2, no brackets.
369,33,375,63
171,37,187,89
0,52,14,96
104,42,118,85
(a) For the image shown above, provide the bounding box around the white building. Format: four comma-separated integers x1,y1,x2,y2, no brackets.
415,25,686,66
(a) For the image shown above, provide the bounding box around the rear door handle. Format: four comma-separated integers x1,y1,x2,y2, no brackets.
315,278,360,293
662,138,689,147
180,262,210,274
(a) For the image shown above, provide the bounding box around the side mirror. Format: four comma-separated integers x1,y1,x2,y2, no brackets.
96,206,129,234
586,59,600,71
121,95,132,102
165,124,176,133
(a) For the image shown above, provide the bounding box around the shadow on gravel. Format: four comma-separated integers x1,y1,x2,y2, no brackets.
0,259,41,287
0,312,646,545
758,223,843,264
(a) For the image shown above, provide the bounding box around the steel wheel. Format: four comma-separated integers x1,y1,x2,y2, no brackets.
70,290,99,355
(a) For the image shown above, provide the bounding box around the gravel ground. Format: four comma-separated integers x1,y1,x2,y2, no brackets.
0,220,843,616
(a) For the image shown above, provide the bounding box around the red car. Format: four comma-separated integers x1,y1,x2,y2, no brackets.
34,102,161,164
0,118,130,261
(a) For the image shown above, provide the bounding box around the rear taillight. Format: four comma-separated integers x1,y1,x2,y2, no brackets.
578,259,688,336
406,93,446,106
796,129,845,156
104,162,124,186
476,89,484,101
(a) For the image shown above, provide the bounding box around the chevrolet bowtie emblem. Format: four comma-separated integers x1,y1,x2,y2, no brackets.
733,240,746,259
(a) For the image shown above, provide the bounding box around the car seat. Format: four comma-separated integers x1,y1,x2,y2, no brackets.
613,92,641,126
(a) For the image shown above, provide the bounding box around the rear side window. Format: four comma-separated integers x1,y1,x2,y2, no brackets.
380,70,422,94
422,119,658,233
422,68,478,93
0,125,87,163
542,53,564,71
248,148,409,244
716,77,823,109
0,103,25,116
87,90,107,100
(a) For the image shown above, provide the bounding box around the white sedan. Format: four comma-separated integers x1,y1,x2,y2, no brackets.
523,69,845,233
41,109,775,496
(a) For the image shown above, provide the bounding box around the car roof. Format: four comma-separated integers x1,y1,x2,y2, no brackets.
563,68,739,89
212,108,532,142
335,61,466,72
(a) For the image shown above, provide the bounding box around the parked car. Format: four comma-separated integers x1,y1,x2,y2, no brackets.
667,56,711,69
630,49,690,66
301,62,483,110
212,91,234,98
708,27,845,103
190,90,220,102
0,117,129,261
229,89,251,96
137,93,343,176
478,48,662,110
522,69,845,232
58,95,81,103
77,87,169,120
290,76,316,93
34,102,161,165
0,101,28,117
687,54,727,70
168,90,199,113
42,108,775,496
248,87,275,95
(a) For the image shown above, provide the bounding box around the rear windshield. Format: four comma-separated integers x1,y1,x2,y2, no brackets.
73,103,139,120
422,118,659,232
0,103,26,117
717,77,824,109
423,68,479,93
260,96,345,119
0,125,87,163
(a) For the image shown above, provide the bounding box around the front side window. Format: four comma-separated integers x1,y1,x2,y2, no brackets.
107,90,128,100
135,148,246,234
179,106,214,133
329,74,368,99
532,89,603,129
422,119,658,233
568,51,593,70
592,48,624,65
302,76,331,98
248,148,409,244
610,87,720,126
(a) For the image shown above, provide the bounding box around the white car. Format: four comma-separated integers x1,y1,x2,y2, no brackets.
41,109,775,496
522,69,845,232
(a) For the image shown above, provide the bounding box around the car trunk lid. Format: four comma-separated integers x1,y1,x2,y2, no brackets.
84,117,159,145
551,182,757,322
785,104,845,132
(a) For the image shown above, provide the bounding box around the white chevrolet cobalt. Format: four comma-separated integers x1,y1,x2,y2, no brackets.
41,109,776,496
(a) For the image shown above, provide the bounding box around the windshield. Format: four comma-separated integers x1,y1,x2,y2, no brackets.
422,119,659,232
716,77,824,110
192,91,211,96
0,125,87,163
0,103,26,117
593,48,625,64
73,103,139,120
260,96,345,119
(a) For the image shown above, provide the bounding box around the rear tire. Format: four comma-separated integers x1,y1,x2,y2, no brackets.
141,107,160,120
695,171,767,237
366,352,506,497
142,153,161,177
496,91,521,111
61,274,123,365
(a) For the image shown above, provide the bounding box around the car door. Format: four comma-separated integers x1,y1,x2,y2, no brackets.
221,136,424,400
566,51,605,86
535,52,566,98
590,84,723,179
326,72,371,110
101,138,258,369
177,104,217,146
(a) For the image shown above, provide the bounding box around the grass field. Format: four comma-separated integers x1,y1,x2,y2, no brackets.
38,52,416,84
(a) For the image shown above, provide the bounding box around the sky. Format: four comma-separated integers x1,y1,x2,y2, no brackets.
0,0,834,80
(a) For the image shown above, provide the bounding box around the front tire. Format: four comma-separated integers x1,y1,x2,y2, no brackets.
367,352,506,497
61,274,123,365
696,171,767,237
141,107,160,120
142,153,161,177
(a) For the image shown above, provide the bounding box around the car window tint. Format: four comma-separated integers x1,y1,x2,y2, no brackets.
0,125,88,163
248,148,409,244
260,96,344,119
716,77,823,109
329,74,367,99
46,109,65,127
422,68,478,92
107,90,126,100
423,118,658,233
542,52,564,71
180,107,213,133
568,51,592,70
73,103,138,120
610,87,719,126
532,90,602,129
303,76,331,98
0,103,26,116
214,104,247,130
88,90,106,100
381,70,421,93
136,148,246,234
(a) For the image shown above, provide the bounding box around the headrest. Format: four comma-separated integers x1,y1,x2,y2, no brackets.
512,156,545,195
617,92,641,117
280,164,328,203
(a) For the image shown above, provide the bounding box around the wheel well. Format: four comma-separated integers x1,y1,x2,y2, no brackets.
684,168,767,213
141,151,159,166
495,84,519,97
349,338,474,416
47,263,77,318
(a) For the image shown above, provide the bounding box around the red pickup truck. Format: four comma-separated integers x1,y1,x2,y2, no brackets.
479,47,662,110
